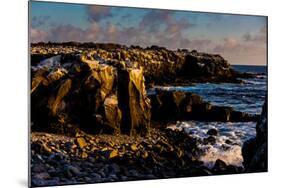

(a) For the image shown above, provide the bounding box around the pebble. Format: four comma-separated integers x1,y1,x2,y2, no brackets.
76,137,87,148
130,144,138,151
34,172,51,180
109,150,118,159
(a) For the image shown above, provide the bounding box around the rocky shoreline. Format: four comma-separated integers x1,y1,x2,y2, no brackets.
31,42,254,86
31,127,245,187
30,42,267,187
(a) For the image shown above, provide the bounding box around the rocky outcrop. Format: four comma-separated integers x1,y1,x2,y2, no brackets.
31,54,151,136
117,68,151,136
242,100,267,172
179,51,239,83
31,43,242,86
149,89,257,122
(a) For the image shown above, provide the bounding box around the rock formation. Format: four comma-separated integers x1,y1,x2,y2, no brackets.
31,53,151,136
31,43,242,87
149,89,257,122
242,100,267,172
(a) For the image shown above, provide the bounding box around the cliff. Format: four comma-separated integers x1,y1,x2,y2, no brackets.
31,53,151,136
31,43,242,87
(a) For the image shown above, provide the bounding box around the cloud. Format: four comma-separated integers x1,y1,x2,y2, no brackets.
30,28,48,43
30,8,199,50
30,21,266,65
30,22,205,51
139,10,173,32
86,5,112,22
49,24,85,42
139,10,194,33
243,25,267,43
201,23,266,65
213,37,240,52
188,39,212,51
210,35,266,65
31,16,50,27
30,21,102,43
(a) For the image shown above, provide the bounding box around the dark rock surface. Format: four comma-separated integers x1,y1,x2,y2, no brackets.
207,128,218,136
31,44,248,136
149,89,258,122
31,43,243,87
242,100,267,172
30,128,243,187
31,53,151,136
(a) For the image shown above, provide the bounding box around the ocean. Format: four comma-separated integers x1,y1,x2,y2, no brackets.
149,65,267,168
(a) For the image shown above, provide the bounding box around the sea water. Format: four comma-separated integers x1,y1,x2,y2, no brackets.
149,65,267,168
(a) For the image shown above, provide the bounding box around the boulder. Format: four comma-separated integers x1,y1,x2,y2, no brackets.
149,90,186,121
208,106,232,122
149,89,257,122
242,100,267,172
207,128,218,136
31,53,151,136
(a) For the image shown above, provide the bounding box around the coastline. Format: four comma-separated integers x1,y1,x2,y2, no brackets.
30,42,267,187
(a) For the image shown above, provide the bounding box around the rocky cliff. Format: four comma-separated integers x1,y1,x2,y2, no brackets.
31,43,242,87
31,43,256,136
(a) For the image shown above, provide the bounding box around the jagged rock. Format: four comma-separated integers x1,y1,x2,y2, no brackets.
242,100,267,172
31,53,151,136
212,159,227,172
208,106,232,122
102,95,122,134
182,53,233,78
149,89,257,122
48,79,72,116
117,68,151,136
31,43,242,86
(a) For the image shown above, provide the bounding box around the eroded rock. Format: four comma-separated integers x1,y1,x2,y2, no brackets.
242,100,267,172
149,89,257,122
31,53,151,136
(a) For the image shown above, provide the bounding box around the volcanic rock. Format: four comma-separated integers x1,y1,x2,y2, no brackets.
207,128,218,136
242,100,267,172
31,53,151,136
31,43,242,86
149,89,257,122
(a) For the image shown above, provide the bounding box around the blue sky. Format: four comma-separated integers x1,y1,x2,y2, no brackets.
30,1,267,65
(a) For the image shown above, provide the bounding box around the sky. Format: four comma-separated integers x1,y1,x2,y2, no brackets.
30,1,267,65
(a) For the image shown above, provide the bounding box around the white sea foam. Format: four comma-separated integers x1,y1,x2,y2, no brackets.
167,121,256,168
199,144,243,168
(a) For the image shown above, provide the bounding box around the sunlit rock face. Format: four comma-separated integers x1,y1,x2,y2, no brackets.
30,43,246,137
31,53,151,136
